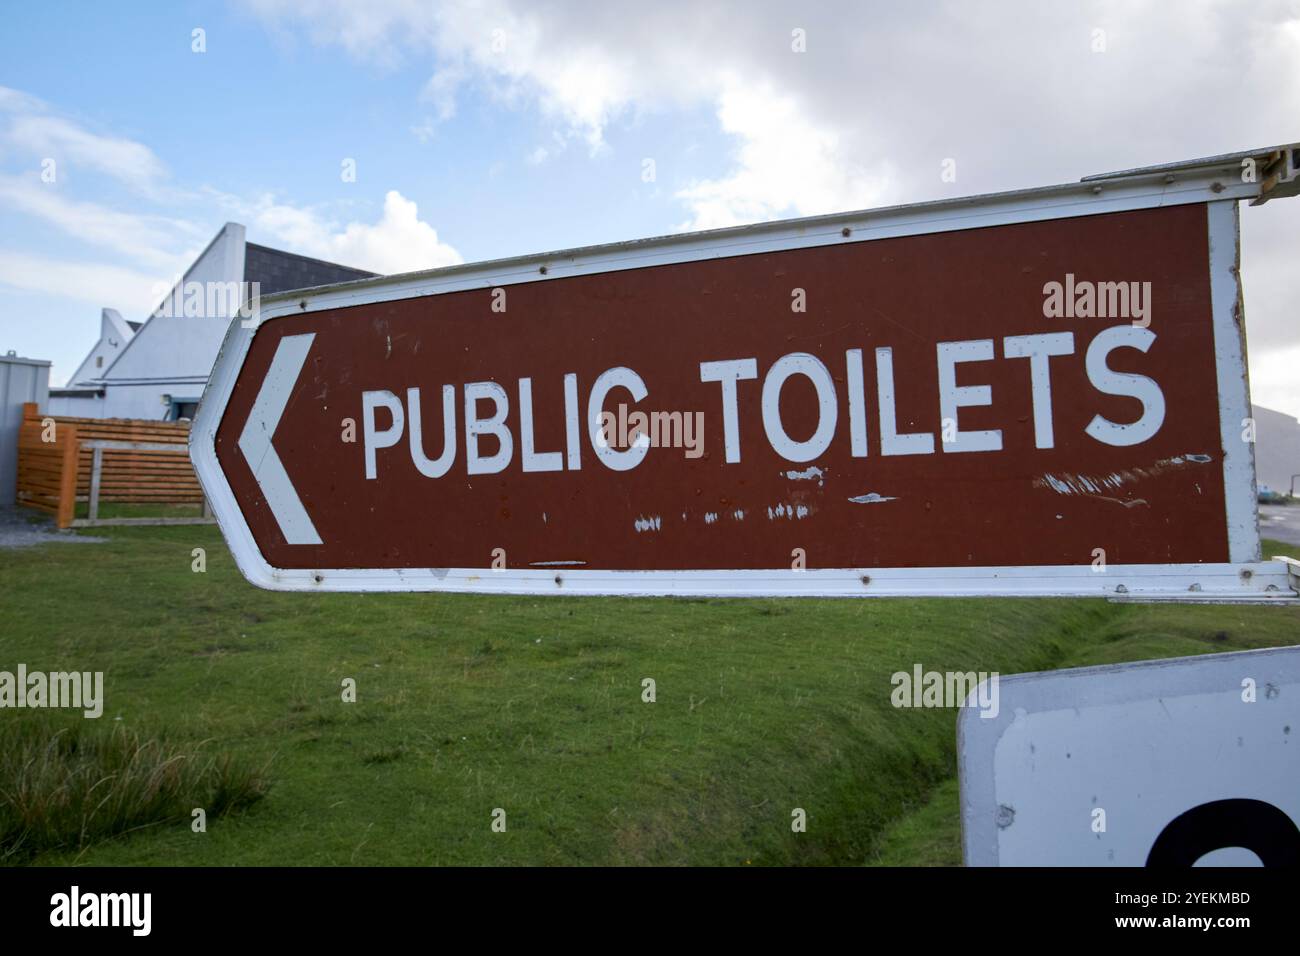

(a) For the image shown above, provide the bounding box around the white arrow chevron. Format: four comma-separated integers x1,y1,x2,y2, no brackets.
238,332,322,545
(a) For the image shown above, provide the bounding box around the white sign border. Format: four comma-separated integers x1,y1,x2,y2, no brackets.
191,165,1295,598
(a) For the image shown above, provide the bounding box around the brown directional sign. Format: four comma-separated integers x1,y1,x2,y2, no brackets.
192,162,1286,598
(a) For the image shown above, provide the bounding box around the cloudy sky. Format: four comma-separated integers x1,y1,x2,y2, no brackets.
1,1,1297,415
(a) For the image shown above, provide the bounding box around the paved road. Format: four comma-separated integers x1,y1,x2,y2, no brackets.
1259,504,1300,548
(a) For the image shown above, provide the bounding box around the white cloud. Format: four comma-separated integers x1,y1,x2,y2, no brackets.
240,0,703,149
0,87,169,196
409,119,438,143
675,79,893,230
9,116,168,195
238,190,463,274
0,174,202,271
242,0,438,68
0,87,44,113
421,65,465,121
0,249,162,314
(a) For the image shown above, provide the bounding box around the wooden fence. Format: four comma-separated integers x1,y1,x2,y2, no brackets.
15,403,213,528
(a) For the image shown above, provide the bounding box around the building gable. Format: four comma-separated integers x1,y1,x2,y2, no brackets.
65,308,136,386
101,223,246,383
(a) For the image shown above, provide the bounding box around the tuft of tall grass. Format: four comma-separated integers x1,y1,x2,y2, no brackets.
0,716,269,861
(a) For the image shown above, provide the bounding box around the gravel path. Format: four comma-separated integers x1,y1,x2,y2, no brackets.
0,506,104,549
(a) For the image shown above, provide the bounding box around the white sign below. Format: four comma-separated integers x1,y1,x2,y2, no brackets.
959,646,1300,866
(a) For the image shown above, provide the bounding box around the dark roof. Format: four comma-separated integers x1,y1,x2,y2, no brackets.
244,243,378,297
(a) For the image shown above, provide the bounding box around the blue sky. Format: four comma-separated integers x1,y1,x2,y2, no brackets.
1,0,1298,416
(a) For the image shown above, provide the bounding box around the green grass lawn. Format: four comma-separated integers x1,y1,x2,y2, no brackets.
1,524,1297,866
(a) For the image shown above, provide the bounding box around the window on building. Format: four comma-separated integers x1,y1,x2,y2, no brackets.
96,355,103,368
169,400,200,422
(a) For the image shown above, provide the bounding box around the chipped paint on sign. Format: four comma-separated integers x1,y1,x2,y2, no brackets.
1036,453,1216,497
784,466,826,486
766,503,810,520
848,492,897,504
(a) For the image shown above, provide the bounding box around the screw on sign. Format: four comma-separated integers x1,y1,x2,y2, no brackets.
190,143,1300,599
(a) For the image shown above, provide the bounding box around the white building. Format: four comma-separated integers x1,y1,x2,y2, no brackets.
1253,404,1300,498
49,222,374,420
46,308,140,417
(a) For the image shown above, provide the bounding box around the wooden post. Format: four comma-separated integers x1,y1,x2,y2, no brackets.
88,446,104,523
56,423,78,529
